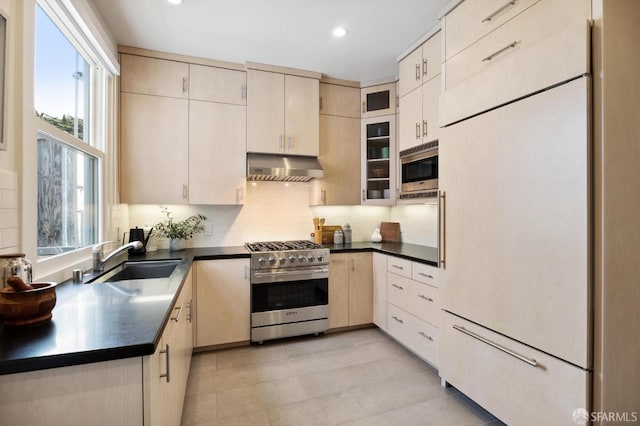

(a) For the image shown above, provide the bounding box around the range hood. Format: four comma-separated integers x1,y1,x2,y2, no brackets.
247,153,324,182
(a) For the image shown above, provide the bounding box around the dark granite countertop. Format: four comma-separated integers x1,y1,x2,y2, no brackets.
0,243,435,375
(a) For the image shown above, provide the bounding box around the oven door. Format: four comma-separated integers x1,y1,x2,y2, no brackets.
251,274,328,314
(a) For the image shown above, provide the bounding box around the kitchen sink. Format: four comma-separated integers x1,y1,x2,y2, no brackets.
90,260,180,283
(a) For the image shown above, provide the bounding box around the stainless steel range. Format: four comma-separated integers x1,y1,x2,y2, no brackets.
245,240,330,343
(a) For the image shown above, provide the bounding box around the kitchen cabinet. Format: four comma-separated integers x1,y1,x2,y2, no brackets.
311,82,361,206
385,256,440,367
361,115,396,205
195,259,250,347
398,31,441,152
360,82,396,118
188,100,246,205
440,0,591,126
328,252,373,329
120,92,189,204
120,50,247,205
247,68,320,156
372,252,387,331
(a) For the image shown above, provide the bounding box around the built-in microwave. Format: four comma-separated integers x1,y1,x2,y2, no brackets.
399,141,438,200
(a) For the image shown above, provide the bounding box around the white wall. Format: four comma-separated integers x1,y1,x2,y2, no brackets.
127,182,438,248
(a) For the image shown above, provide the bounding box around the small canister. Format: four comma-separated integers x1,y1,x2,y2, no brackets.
343,223,352,244
1,254,33,288
333,229,344,245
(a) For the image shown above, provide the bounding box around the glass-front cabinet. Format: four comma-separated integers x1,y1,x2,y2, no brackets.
361,115,396,205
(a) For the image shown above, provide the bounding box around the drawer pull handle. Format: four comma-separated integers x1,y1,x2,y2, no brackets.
391,264,404,270
482,41,519,62
159,343,171,382
391,283,404,290
418,272,434,279
453,325,538,367
171,304,184,322
482,0,517,23
392,315,404,324
416,122,420,139
418,294,434,302
415,63,421,81
422,59,428,77
418,331,433,341
422,120,428,137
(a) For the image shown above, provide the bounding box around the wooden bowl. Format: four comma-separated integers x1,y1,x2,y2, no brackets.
0,282,57,326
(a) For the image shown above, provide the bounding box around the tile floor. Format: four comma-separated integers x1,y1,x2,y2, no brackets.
181,328,503,426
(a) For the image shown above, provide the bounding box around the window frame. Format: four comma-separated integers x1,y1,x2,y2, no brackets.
25,0,117,281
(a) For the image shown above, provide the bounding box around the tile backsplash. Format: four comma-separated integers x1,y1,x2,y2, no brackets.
127,182,438,248
0,170,19,254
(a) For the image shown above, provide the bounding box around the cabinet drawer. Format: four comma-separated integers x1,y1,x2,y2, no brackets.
445,0,540,60
409,282,439,327
411,262,439,287
441,0,590,125
387,256,411,278
387,304,439,367
439,312,589,425
387,273,412,312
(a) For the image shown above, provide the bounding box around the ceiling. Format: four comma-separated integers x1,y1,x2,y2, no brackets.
91,0,449,83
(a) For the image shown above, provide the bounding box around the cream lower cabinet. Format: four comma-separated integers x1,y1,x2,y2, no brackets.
372,252,387,331
0,274,194,426
194,259,250,347
386,256,440,367
328,252,373,329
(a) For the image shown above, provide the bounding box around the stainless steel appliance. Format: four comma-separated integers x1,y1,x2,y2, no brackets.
245,240,330,343
399,141,438,200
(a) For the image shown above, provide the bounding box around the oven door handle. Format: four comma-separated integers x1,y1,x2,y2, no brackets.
253,268,329,279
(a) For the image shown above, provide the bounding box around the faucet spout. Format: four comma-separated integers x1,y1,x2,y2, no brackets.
93,241,143,272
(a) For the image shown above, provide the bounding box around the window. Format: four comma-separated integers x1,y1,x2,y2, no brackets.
34,2,106,259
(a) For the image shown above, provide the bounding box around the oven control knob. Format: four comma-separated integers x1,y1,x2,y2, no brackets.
307,255,315,262
316,255,324,262
279,257,286,265
268,256,276,265
258,257,266,265
298,255,305,262
288,255,296,263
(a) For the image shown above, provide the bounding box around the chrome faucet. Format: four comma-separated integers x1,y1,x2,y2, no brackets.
92,241,143,272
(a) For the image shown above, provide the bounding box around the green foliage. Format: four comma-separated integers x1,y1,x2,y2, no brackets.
154,206,207,240
36,111,84,140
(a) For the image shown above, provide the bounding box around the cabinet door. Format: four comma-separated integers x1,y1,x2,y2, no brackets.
398,47,423,98
311,115,360,206
195,259,250,347
247,69,285,154
372,253,387,331
440,78,589,368
328,253,349,329
319,83,360,118
189,100,246,205
120,92,188,204
421,31,441,83
285,75,319,156
361,115,396,205
398,87,422,152
120,54,188,98
421,75,440,143
189,64,246,105
361,83,396,118
348,252,373,326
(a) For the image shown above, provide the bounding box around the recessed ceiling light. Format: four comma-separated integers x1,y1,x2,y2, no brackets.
332,27,348,38
167,0,183,4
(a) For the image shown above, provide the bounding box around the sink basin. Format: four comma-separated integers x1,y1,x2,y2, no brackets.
90,260,180,283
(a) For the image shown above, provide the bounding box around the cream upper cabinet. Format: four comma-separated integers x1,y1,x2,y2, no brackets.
247,69,319,156
440,0,591,125
361,115,396,205
319,83,360,118
398,31,441,98
120,92,189,204
361,83,396,118
398,31,441,152
195,259,250,347
311,83,361,206
120,53,189,98
189,64,246,105
189,100,246,205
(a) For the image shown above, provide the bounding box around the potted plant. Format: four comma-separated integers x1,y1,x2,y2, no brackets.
154,206,207,251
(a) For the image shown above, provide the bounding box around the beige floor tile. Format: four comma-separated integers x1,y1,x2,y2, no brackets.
267,398,328,426
186,364,260,396
215,409,272,426
408,393,494,426
181,392,216,426
297,362,381,399
350,371,447,416
315,392,367,425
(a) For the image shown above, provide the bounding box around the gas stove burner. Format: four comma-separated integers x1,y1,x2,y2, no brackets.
245,240,324,252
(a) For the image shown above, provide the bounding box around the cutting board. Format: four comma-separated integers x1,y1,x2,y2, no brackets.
321,226,342,244
380,222,400,242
